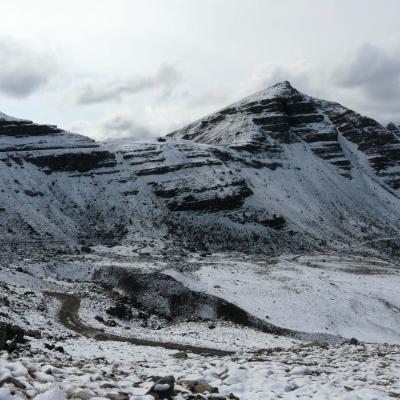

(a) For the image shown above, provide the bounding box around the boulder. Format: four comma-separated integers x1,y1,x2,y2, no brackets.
0,322,25,351
106,303,132,320
147,376,175,399
193,384,218,394
173,352,188,360
348,337,360,346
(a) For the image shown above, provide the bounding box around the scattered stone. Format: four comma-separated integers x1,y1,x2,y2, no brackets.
173,352,188,360
104,320,118,327
107,303,132,320
105,392,130,400
207,395,227,400
0,322,25,351
95,315,105,323
55,346,65,353
193,384,218,394
72,388,97,400
0,375,26,390
348,338,360,346
24,189,43,197
147,376,175,399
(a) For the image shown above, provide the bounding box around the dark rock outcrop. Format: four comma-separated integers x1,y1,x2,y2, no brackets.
0,118,63,137
26,151,116,172
0,322,25,351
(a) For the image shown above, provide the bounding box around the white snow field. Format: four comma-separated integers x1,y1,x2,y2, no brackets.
167,253,400,344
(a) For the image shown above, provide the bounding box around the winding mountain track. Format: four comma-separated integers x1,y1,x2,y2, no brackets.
46,289,344,355
45,292,233,356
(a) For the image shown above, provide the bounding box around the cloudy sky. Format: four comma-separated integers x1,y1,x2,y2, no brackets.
0,0,399,140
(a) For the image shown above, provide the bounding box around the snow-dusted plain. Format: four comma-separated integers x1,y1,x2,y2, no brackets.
167,253,400,344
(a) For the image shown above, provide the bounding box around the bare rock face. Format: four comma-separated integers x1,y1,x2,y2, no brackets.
0,115,62,136
2,82,400,255
26,150,116,172
0,112,116,173
323,107,400,189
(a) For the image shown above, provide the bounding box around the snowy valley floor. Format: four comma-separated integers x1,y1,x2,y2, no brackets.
1,250,400,399
2,339,400,399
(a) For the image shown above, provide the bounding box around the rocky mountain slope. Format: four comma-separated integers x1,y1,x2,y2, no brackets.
387,122,400,135
2,81,400,256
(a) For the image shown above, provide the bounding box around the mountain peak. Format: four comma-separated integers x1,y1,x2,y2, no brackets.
169,80,400,190
242,80,300,104
387,122,400,133
271,80,295,90
0,111,25,123
265,80,299,96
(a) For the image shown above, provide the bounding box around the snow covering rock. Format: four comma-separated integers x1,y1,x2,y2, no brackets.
0,341,399,400
2,81,400,255
387,122,400,134
0,322,25,351
147,376,175,399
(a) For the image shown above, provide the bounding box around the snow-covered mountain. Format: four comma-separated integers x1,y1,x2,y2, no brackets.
2,81,400,255
3,83,400,400
387,121,400,135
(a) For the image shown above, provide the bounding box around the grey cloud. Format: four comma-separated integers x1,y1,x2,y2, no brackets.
102,115,154,139
260,67,310,90
335,43,400,102
76,64,181,104
245,61,317,98
0,38,58,98
188,88,230,108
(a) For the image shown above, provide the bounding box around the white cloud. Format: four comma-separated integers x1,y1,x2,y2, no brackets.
74,64,182,104
0,38,59,98
334,43,400,102
332,42,400,124
1,2,400,136
101,115,154,139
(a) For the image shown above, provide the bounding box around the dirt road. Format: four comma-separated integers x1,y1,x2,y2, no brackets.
46,291,233,356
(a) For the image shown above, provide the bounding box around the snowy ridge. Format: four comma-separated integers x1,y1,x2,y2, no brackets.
0,111,25,122
387,122,400,134
1,82,400,256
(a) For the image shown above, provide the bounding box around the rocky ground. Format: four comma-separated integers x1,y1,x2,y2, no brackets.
1,338,399,400
0,250,400,399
